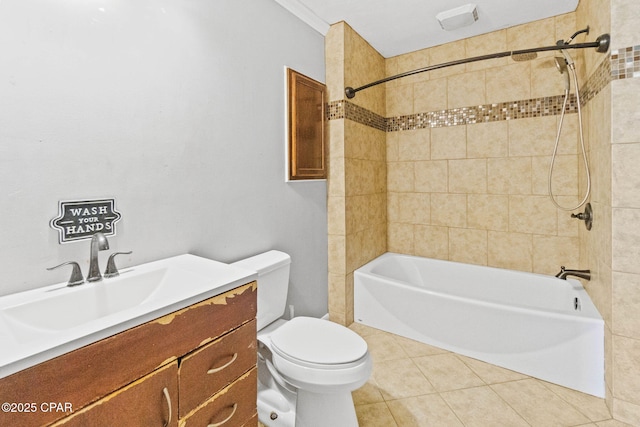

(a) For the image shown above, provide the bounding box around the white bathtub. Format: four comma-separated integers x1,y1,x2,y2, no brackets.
354,252,605,397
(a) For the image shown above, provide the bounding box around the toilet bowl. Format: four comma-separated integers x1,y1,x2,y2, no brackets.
231,251,372,427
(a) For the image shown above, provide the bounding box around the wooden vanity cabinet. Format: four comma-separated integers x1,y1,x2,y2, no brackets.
0,282,258,427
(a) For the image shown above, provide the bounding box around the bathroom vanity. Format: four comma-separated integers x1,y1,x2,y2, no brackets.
0,255,258,426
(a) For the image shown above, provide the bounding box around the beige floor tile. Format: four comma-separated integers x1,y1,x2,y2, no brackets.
349,322,386,337
352,377,385,405
595,420,635,426
457,354,529,384
542,381,612,422
441,386,529,427
373,358,436,400
355,402,398,427
387,394,464,427
491,379,591,426
362,331,410,362
391,334,449,357
413,353,485,392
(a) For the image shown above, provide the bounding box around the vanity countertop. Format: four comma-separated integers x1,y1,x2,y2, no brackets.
0,254,257,378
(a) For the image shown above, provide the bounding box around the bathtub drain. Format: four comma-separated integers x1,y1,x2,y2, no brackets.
574,297,581,311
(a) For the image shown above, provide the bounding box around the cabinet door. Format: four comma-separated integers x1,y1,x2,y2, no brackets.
179,319,257,417
179,368,257,427
52,362,178,427
288,68,327,180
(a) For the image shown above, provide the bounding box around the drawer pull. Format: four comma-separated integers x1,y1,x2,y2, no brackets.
207,353,238,374
162,387,172,427
208,403,238,427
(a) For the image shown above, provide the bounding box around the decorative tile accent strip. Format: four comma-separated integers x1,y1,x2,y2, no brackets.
327,45,640,132
326,100,386,131
611,45,640,80
387,95,577,131
579,53,611,105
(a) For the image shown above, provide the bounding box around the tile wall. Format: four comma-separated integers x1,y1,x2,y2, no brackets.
326,22,387,326
326,1,640,422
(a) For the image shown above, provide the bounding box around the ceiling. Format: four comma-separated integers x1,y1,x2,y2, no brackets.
274,0,579,58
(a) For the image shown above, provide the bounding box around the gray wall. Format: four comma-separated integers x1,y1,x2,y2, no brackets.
0,0,328,317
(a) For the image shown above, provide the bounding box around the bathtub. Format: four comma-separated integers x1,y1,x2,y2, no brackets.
354,252,604,397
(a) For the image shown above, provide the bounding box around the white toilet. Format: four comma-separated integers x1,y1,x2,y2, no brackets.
232,250,372,427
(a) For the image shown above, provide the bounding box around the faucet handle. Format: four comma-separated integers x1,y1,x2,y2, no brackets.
104,251,133,278
47,261,85,286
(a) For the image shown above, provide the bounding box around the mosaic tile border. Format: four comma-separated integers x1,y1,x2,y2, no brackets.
327,45,639,132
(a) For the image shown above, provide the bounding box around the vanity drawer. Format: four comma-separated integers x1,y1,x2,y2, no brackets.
179,319,257,417
179,368,257,427
52,361,178,427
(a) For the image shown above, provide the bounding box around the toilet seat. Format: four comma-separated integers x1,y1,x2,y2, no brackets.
270,317,368,368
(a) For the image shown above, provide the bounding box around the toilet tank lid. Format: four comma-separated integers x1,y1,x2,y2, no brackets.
231,250,291,275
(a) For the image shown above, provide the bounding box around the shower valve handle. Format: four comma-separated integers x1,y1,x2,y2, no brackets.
570,203,593,231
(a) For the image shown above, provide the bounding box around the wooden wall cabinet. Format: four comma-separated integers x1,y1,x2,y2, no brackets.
0,282,258,427
287,68,327,180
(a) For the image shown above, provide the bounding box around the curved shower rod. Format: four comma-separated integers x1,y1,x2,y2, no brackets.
344,33,610,99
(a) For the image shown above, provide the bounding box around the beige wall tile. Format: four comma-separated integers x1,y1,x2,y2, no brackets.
509,195,558,235
388,222,414,254
432,125,467,159
613,335,640,404
613,271,640,339
415,160,448,193
414,78,448,113
485,61,531,104
449,228,488,266
467,194,509,231
535,154,579,196
448,159,487,194
509,116,557,157
611,0,640,50
533,235,580,275
398,128,430,161
531,56,566,99
448,70,485,109
488,231,533,271
611,79,640,144
465,30,508,72
414,225,449,260
431,193,467,228
386,84,413,117
488,157,532,195
612,143,640,209
612,208,640,275
429,39,466,79
467,121,509,158
387,161,414,192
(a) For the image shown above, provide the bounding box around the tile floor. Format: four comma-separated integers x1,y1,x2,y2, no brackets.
349,322,631,427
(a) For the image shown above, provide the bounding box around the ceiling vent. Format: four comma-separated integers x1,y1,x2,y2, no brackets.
436,4,479,31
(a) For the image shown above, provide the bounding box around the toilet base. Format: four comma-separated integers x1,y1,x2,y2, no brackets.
295,389,358,427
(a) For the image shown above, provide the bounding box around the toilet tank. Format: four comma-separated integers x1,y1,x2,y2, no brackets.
231,250,291,331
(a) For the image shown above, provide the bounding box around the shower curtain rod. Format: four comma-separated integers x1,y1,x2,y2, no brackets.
344,33,610,99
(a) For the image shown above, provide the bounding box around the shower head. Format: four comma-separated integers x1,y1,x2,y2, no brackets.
554,57,570,91
554,57,568,73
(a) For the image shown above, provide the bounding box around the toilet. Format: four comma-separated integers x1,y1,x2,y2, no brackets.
232,250,372,427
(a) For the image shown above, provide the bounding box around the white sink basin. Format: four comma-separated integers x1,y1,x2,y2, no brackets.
0,254,257,378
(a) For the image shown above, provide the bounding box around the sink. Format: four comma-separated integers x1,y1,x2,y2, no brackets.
0,254,257,378
3,266,199,331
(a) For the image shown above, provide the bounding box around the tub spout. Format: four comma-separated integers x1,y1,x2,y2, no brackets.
555,266,590,281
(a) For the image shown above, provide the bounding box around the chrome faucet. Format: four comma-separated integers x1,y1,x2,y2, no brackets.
87,232,109,282
555,266,591,281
